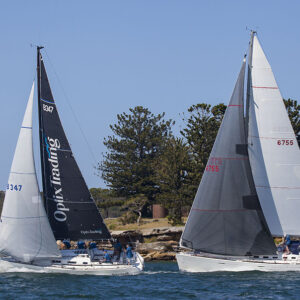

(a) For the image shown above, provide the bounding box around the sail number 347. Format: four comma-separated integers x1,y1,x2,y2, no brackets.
277,139,293,145
6,184,22,191
43,104,53,113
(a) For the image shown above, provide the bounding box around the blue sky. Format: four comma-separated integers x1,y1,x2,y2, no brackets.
0,0,299,189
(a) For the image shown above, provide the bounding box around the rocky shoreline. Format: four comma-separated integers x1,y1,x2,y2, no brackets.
111,226,184,261
57,226,183,261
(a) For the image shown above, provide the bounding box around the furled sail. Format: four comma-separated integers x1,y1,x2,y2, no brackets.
37,49,111,240
0,83,60,263
248,33,300,236
180,58,276,256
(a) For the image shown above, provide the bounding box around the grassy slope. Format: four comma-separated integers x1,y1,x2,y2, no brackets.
105,217,186,231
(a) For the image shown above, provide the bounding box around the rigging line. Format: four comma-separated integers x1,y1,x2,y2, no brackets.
43,49,98,166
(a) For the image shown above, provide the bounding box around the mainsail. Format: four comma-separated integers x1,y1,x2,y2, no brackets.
37,49,111,240
248,33,300,236
0,83,60,263
180,58,276,256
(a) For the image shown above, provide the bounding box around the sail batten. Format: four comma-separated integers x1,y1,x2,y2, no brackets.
37,50,110,241
180,58,276,256
248,34,300,236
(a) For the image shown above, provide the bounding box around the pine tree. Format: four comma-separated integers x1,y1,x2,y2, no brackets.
99,106,173,205
284,98,300,141
180,103,226,196
155,137,192,225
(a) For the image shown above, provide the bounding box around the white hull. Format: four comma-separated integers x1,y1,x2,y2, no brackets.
176,252,300,272
0,250,144,276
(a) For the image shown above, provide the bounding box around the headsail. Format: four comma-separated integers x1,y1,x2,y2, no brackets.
180,58,276,256
248,33,300,236
37,49,111,241
0,83,60,263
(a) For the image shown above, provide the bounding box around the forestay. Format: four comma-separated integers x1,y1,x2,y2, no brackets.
0,83,60,263
180,59,276,256
248,34,300,236
37,50,111,241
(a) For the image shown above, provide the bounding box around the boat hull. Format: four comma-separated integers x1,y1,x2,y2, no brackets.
0,252,144,276
176,252,300,272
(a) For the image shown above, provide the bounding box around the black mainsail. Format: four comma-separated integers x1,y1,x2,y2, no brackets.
37,48,111,241
180,58,276,256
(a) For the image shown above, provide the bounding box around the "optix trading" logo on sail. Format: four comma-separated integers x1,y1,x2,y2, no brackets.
45,136,69,222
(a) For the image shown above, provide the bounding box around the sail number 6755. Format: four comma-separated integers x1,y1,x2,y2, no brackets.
277,139,293,146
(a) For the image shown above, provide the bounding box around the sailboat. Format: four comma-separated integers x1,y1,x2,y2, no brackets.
176,31,300,272
0,47,144,275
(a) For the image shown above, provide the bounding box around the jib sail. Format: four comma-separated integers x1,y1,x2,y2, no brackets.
37,48,110,241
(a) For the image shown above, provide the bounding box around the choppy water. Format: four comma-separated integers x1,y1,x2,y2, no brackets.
0,261,300,299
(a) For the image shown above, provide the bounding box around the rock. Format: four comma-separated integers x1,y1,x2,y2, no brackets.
141,251,176,261
111,230,143,239
111,230,143,246
136,241,174,254
152,252,176,261
140,227,183,244
107,226,183,261
157,235,173,241
141,226,184,236
165,240,178,246
142,251,157,262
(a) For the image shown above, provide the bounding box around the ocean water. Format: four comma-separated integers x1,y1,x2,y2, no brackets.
0,262,300,299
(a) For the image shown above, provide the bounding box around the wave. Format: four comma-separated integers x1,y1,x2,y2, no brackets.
0,265,47,273
142,270,179,275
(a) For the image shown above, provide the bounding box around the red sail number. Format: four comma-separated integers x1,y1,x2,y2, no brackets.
206,165,220,172
277,139,294,146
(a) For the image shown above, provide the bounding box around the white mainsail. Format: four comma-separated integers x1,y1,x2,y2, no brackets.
0,83,60,262
248,34,300,236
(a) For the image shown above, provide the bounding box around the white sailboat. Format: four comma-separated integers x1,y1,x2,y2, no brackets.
0,47,144,275
176,32,300,272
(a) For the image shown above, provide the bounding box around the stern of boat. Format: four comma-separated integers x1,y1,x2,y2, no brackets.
135,252,144,272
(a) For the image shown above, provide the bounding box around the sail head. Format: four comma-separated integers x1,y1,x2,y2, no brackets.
180,59,276,256
37,51,111,241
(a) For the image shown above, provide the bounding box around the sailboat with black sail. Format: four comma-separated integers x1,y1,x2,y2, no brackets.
176,32,300,272
0,47,144,275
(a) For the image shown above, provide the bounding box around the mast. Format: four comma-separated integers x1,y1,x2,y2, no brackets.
37,46,48,213
245,31,255,140
244,33,272,232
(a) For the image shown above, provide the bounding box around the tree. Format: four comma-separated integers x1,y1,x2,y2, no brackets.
155,138,192,225
284,98,300,141
121,194,148,226
90,188,125,218
180,103,226,195
99,106,174,205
